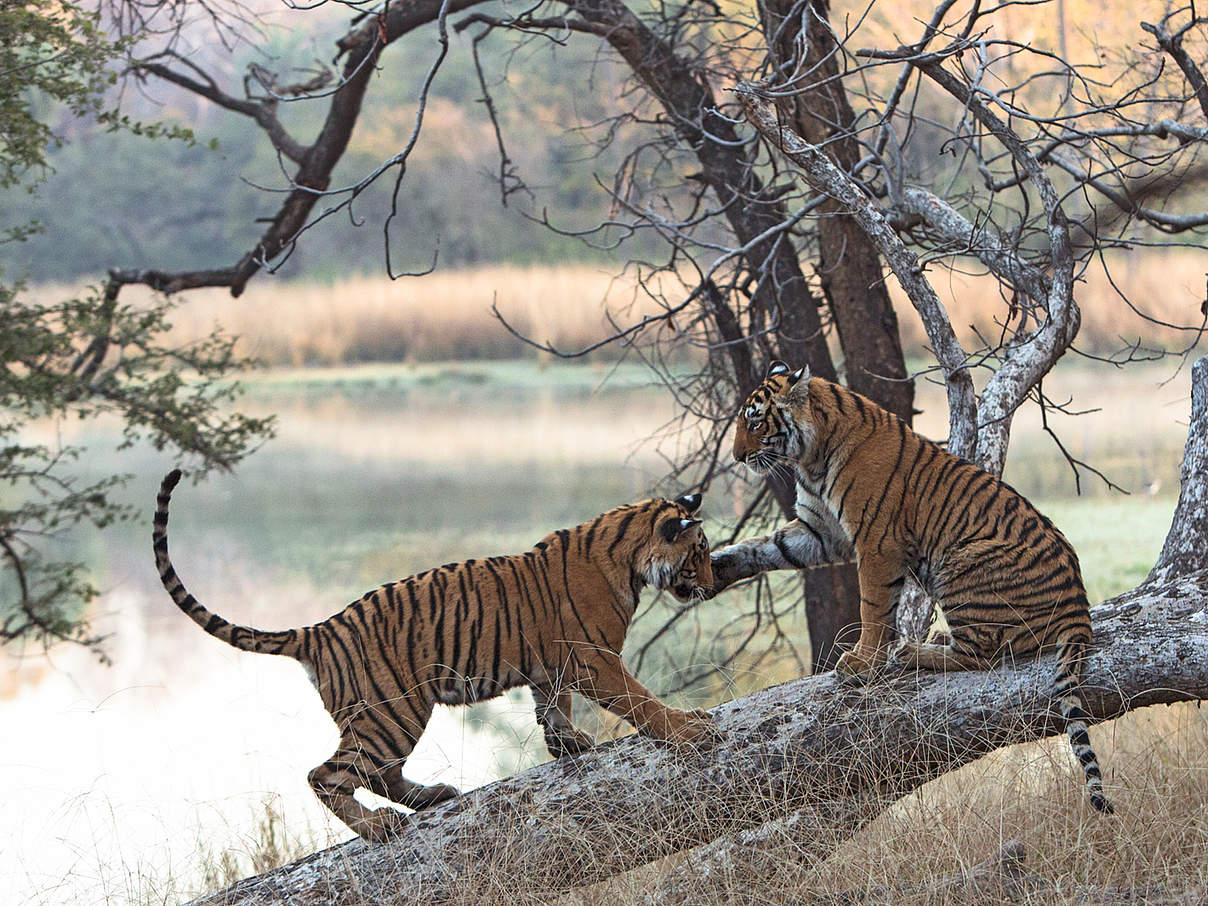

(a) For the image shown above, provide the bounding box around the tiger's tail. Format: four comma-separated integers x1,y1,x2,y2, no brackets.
1054,636,1113,814
153,469,303,658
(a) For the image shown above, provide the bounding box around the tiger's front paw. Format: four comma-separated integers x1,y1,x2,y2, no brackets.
705,550,743,598
545,727,595,759
835,648,886,683
664,708,722,749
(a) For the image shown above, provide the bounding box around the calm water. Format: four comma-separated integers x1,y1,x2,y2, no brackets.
0,359,1191,903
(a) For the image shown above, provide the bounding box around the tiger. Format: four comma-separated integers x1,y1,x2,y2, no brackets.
152,469,718,842
707,361,1113,814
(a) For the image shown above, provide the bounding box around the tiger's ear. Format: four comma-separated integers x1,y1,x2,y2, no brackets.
766,360,792,380
676,492,702,514
660,517,700,542
786,365,810,404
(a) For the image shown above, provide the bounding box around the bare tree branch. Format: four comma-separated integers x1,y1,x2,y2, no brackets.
907,54,1081,473
132,53,309,164
895,186,1051,305
1142,10,1208,122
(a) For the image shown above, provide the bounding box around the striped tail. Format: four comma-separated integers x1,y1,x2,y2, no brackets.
153,469,302,658
1054,638,1113,814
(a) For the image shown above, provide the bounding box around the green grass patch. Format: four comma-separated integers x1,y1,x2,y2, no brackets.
1038,495,1174,602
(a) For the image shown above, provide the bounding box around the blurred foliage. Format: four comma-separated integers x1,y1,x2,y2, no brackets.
0,10,666,281
0,3,274,658
4,0,1204,284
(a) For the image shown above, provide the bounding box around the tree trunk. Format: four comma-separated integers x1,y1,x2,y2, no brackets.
802,562,861,671
1148,356,1208,586
756,0,914,670
759,0,914,424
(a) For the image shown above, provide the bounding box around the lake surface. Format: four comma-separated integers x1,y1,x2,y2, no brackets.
0,359,1191,903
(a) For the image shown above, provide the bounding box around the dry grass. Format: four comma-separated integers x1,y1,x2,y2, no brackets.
565,703,1208,906
190,798,326,899
802,703,1208,904
29,266,671,366
28,249,1203,368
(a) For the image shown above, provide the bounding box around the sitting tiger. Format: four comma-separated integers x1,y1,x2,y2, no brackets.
152,469,717,842
709,362,1112,814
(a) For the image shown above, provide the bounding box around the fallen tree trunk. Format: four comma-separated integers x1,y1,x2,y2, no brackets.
191,575,1208,906
192,359,1208,906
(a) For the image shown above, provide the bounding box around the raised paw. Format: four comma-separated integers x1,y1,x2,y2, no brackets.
706,550,743,597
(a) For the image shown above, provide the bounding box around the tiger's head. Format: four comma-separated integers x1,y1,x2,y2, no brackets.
733,360,813,476
642,493,714,604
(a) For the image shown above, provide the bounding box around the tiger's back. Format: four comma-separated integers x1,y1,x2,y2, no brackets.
729,362,1111,813
153,470,716,841
802,380,1093,654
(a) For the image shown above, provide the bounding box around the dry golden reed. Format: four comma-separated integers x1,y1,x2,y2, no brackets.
889,248,1206,358
146,265,667,366
29,250,1202,368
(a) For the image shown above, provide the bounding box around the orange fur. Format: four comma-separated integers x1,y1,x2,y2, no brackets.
718,361,1111,814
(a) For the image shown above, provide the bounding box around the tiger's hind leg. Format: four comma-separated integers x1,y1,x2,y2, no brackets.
532,683,594,758
382,773,460,810
894,639,992,671
307,745,409,843
893,623,996,672
308,711,459,842
308,747,460,842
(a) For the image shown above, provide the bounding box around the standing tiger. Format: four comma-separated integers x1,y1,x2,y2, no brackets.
709,362,1113,814
152,469,717,842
